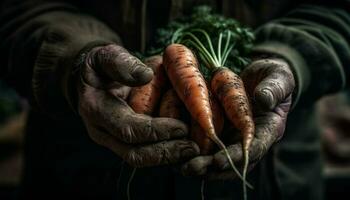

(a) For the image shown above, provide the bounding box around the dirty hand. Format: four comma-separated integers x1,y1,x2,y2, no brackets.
77,44,199,168
181,58,295,180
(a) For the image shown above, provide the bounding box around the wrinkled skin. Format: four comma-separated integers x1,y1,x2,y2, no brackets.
181,58,295,180
77,44,199,168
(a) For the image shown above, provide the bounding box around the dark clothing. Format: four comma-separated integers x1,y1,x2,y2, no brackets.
0,0,349,199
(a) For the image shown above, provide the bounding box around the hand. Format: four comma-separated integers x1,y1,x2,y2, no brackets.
318,94,350,161
76,44,199,168
181,58,295,180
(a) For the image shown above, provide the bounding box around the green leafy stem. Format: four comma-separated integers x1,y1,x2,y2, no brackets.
172,28,236,71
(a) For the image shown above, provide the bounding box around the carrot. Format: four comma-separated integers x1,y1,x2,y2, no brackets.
163,43,249,186
191,93,224,155
127,55,166,200
163,44,216,143
128,55,166,115
211,67,255,200
159,89,182,119
163,44,215,139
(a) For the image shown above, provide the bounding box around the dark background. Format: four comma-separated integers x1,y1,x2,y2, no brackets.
0,0,349,198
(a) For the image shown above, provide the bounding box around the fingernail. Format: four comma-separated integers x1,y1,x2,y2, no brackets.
257,88,275,110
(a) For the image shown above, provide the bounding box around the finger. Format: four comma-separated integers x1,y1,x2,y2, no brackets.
254,108,290,145
87,126,199,167
242,59,295,110
79,83,189,144
250,112,284,161
253,60,295,110
125,140,199,167
89,44,154,86
108,114,190,144
212,140,268,171
213,113,283,170
213,143,243,170
181,156,213,176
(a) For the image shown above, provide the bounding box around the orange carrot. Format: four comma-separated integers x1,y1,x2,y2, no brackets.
128,55,166,115
163,44,249,185
159,89,182,119
191,93,224,155
211,67,255,198
163,44,216,141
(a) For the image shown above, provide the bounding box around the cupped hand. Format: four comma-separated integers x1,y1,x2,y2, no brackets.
181,58,295,180
77,44,199,168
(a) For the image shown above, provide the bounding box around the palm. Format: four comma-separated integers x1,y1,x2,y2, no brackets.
181,58,295,180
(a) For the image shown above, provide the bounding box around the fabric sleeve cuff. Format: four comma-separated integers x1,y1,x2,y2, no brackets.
32,13,121,118
253,23,346,108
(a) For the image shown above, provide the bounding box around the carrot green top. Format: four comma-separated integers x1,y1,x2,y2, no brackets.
148,6,254,79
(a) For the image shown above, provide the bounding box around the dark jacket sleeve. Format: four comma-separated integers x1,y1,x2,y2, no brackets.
253,4,350,107
0,0,121,116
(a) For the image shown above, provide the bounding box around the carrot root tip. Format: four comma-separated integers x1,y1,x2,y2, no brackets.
209,134,253,189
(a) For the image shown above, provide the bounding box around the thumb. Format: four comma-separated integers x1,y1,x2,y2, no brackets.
88,44,154,86
253,59,295,110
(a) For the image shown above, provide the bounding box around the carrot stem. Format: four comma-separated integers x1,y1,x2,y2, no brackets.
171,27,186,44
222,31,231,61
221,31,233,66
182,39,214,70
182,32,218,66
221,44,234,66
217,32,223,62
191,29,220,65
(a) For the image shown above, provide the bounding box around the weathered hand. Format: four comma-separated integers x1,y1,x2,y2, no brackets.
77,44,199,168
181,58,295,180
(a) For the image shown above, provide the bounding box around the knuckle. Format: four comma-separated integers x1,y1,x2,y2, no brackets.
114,51,140,71
130,57,144,70
114,114,137,143
118,52,132,64
94,46,115,64
151,118,176,140
121,115,160,144
146,119,159,141
93,45,125,69
157,142,172,164
134,117,157,143
119,125,134,144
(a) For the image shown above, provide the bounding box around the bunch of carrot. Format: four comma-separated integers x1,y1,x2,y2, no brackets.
127,6,255,200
